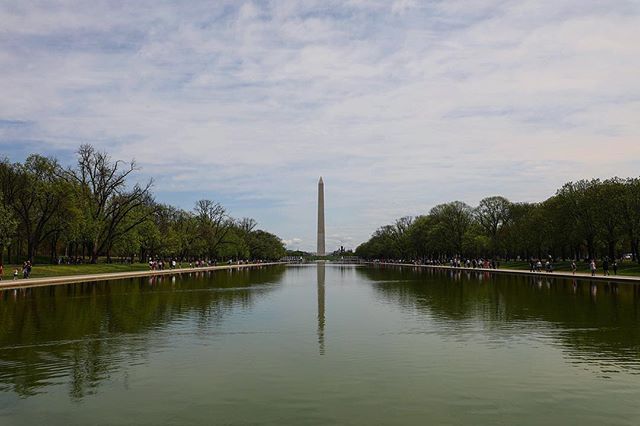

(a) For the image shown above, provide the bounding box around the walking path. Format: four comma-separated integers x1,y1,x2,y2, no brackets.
370,262,640,283
0,262,284,291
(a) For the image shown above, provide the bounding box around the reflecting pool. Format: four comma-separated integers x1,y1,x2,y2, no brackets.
1,264,639,425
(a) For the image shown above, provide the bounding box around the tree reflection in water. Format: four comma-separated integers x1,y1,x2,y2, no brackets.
357,265,640,375
0,266,285,399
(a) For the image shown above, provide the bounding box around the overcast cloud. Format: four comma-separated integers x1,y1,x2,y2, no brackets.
1,0,639,251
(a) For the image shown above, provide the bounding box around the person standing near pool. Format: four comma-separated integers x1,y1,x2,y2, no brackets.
603,258,610,276
571,261,577,275
590,259,597,276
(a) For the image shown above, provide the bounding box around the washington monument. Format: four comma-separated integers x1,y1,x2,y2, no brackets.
317,177,325,256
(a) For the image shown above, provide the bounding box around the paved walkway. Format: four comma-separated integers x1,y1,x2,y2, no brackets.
0,262,284,290
370,262,640,283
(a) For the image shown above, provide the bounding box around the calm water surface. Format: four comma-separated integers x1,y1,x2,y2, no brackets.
1,264,639,425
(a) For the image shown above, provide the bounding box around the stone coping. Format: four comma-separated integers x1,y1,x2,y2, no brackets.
0,262,285,290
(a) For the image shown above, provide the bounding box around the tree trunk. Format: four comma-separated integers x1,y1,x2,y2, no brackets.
608,240,616,261
586,237,595,260
27,237,36,262
91,240,99,263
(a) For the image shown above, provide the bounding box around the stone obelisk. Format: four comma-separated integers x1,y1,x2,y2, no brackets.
317,177,325,256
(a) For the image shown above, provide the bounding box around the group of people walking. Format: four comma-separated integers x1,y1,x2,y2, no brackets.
529,258,619,276
585,258,618,276
0,261,32,281
379,256,624,278
412,258,500,269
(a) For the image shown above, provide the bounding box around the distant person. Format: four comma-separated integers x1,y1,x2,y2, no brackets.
590,260,597,277
0,264,3,280
570,261,577,275
13,269,18,280
529,259,534,272
613,260,618,275
602,259,609,276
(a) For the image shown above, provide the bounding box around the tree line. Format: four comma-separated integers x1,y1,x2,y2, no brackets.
355,178,640,263
0,145,286,265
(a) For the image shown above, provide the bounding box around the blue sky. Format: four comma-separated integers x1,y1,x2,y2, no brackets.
1,0,639,252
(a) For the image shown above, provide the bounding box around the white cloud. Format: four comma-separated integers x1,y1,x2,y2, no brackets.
282,238,303,249
1,0,639,251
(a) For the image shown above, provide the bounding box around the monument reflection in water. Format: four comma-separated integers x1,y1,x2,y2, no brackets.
1,264,640,426
317,262,325,355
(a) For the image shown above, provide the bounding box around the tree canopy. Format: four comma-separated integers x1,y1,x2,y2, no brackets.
357,179,640,263
0,146,286,264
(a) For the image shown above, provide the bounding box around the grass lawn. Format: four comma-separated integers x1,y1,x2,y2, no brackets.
501,260,640,277
0,263,151,280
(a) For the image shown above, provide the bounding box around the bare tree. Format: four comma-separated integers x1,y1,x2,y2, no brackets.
237,217,257,235
63,144,154,263
194,199,233,258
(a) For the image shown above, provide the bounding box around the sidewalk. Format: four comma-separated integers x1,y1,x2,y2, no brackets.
0,262,284,290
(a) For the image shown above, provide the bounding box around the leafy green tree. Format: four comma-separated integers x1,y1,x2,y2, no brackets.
246,230,286,260
556,180,601,260
384,217,414,259
474,196,512,257
356,177,640,263
593,178,624,260
406,215,433,259
0,155,71,261
173,210,201,259
621,178,640,262
356,225,401,260
428,201,474,256
0,192,17,266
